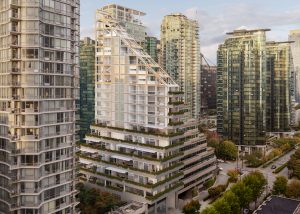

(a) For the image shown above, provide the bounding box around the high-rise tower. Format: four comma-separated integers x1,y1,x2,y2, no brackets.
266,42,292,132
0,0,80,213
144,36,159,63
289,30,300,103
217,29,268,153
160,14,201,120
77,37,95,141
217,29,293,153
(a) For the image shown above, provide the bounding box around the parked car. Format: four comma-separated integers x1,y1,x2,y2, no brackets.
271,165,277,169
217,159,225,163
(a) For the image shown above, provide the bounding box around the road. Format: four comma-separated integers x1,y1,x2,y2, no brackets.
199,149,295,211
217,148,295,188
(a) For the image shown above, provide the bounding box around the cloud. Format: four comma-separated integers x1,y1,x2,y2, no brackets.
182,3,300,63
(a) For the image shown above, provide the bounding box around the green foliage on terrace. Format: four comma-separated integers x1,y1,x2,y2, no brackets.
80,167,183,189
168,91,184,95
85,134,185,150
77,152,183,175
168,101,184,105
91,123,185,137
145,182,184,201
168,109,188,116
78,142,183,162
168,121,184,126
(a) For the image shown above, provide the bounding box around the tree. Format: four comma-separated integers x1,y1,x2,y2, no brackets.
182,200,201,214
213,198,231,214
227,169,239,183
288,148,300,179
272,176,288,195
243,171,267,206
77,183,121,214
266,148,282,161
207,138,219,150
208,185,227,198
231,182,252,209
218,140,238,160
244,151,264,167
222,191,240,214
200,207,218,214
286,179,300,199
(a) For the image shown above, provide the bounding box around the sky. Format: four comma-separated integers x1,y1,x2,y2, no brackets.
81,0,300,63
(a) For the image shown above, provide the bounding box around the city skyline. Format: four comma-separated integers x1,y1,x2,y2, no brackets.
81,0,300,62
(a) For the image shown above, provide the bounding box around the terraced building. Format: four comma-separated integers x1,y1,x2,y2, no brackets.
77,9,216,213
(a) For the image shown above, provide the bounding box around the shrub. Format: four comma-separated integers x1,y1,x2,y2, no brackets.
203,178,216,189
208,185,227,198
182,200,200,214
227,169,239,183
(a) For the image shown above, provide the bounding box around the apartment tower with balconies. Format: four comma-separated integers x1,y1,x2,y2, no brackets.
289,30,300,103
160,14,201,120
0,0,80,213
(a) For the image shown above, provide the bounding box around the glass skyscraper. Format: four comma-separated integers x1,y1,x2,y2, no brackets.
217,29,293,153
144,36,159,63
266,42,292,132
77,37,95,141
217,29,268,153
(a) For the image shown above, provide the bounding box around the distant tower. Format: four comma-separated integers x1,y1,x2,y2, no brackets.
161,13,201,120
144,36,159,63
289,30,300,103
266,42,292,132
77,37,95,141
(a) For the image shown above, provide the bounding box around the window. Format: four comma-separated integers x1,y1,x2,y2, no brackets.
23,49,39,59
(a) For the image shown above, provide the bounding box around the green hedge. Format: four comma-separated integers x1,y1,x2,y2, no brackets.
92,123,184,137
77,152,183,175
273,162,288,174
85,134,184,150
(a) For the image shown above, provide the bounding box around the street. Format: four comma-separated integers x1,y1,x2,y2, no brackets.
199,149,296,211
217,148,295,188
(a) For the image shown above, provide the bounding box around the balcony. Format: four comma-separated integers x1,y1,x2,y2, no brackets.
21,135,39,141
